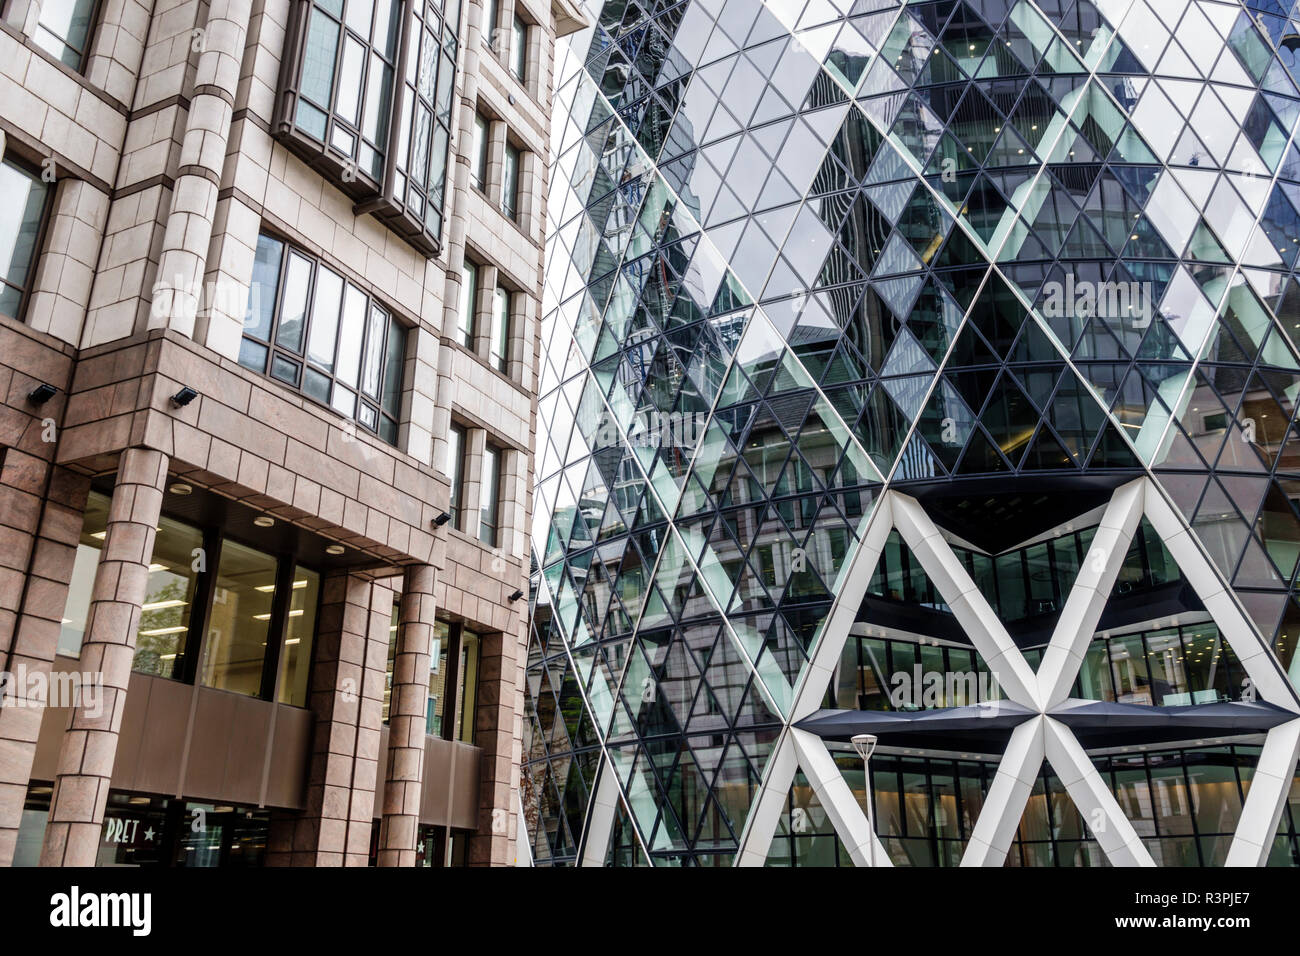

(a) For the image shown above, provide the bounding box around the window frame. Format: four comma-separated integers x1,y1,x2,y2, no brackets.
481,0,498,51
509,13,528,84
489,284,511,373
479,443,502,546
273,0,463,257
240,231,408,445
470,110,490,193
0,154,56,324
29,0,104,72
457,259,480,349
64,492,325,708
448,422,468,528
501,139,521,222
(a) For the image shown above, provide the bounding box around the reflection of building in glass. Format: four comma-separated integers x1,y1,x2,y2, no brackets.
528,0,1300,866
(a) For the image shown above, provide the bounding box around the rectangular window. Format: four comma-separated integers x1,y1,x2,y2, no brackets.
457,260,478,348
470,111,489,192
241,232,405,444
200,539,280,698
479,444,501,546
383,599,399,721
0,157,52,321
134,515,206,680
501,141,521,221
482,0,498,49
275,567,320,706
448,424,466,527
427,620,450,734
294,0,401,181
452,628,479,743
59,491,110,657
33,0,98,70
277,0,462,253
61,491,323,706
510,15,527,82
489,286,511,372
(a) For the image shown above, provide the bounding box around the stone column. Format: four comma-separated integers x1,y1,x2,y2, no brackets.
468,622,523,866
39,448,168,867
267,571,389,866
0,461,90,866
148,0,255,339
377,564,437,866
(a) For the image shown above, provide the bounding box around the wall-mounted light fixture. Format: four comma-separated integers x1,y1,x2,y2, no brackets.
171,386,199,407
27,383,58,404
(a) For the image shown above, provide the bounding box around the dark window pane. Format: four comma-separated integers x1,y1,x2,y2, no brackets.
271,353,301,385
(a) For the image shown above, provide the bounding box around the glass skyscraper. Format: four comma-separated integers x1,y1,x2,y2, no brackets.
525,0,1300,866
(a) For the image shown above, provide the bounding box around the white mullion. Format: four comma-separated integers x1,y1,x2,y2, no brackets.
961,717,1046,867
1042,716,1156,867
789,728,893,867
1226,717,1300,867
1036,478,1145,708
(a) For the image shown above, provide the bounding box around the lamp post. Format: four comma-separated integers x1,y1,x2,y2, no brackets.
851,734,879,867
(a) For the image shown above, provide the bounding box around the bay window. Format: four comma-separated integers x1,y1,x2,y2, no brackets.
292,0,400,182
240,231,406,444
276,0,462,254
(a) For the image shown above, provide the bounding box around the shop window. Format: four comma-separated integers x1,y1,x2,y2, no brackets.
62,493,322,707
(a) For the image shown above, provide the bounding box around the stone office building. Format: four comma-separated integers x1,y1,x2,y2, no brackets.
0,0,582,867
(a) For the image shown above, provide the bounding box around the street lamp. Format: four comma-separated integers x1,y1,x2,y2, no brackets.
851,733,879,867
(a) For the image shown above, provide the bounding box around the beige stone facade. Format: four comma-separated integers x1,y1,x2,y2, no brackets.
0,0,583,867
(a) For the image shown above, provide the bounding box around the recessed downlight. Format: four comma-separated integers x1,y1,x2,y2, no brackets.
325,544,345,555
253,516,275,528
169,483,193,495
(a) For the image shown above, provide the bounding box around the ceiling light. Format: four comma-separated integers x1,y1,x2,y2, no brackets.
326,544,346,555
169,483,193,495
253,516,275,528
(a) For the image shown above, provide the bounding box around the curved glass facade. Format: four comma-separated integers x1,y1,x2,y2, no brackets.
526,0,1300,866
